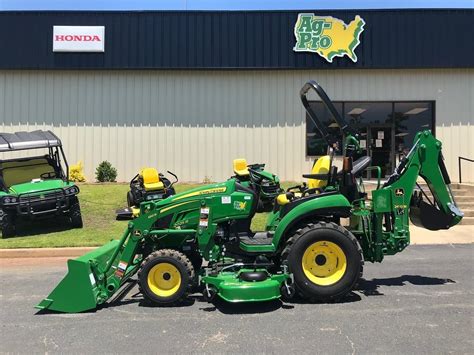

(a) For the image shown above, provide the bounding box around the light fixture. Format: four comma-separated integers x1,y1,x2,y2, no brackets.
328,122,340,128
347,108,366,115
395,132,410,137
404,107,428,115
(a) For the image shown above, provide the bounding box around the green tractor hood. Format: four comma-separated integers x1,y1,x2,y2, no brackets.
6,179,74,195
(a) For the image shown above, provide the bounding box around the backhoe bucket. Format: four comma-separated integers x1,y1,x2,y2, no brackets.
36,240,121,313
410,200,462,231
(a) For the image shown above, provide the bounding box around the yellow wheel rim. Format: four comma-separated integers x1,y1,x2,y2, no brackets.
147,262,182,297
302,241,347,286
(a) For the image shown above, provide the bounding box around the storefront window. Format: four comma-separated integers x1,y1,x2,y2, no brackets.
305,100,435,177
344,102,393,128
393,102,434,156
306,101,343,156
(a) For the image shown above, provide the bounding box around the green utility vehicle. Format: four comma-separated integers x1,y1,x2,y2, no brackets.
37,81,462,313
0,130,82,237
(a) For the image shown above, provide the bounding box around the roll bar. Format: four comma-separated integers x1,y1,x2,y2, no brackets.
300,80,357,148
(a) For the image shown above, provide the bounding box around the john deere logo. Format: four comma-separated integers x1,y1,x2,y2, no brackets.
293,14,365,63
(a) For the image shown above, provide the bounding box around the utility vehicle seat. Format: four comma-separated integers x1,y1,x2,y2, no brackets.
0,157,56,187
233,158,249,177
140,168,164,191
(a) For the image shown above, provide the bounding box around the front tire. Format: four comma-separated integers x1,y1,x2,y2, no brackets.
281,222,363,302
69,198,83,228
0,210,16,238
138,249,194,306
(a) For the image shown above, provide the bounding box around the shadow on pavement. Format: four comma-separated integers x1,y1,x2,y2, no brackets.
199,297,286,314
357,275,456,296
7,217,73,238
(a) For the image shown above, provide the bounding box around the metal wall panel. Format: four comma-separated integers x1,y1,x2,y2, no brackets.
0,10,473,70
1,68,473,182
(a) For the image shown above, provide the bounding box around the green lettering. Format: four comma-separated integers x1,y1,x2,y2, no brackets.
297,33,312,49
298,15,313,33
311,36,320,50
320,36,332,49
311,20,326,36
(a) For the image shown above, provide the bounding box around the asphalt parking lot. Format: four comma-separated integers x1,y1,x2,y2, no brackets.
1,244,473,354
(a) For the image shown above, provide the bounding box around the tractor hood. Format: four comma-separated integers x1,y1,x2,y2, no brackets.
7,179,74,195
164,182,231,205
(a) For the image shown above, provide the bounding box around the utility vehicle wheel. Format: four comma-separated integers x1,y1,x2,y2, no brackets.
69,198,83,228
127,191,134,208
138,249,194,306
281,222,363,302
0,210,16,238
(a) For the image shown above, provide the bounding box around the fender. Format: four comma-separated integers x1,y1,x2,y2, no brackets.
272,193,351,249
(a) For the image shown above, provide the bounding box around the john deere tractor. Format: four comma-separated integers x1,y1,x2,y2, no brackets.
37,81,463,313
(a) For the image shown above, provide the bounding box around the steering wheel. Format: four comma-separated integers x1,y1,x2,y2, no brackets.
40,172,56,180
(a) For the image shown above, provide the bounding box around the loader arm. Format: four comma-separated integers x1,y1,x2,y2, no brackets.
369,131,463,261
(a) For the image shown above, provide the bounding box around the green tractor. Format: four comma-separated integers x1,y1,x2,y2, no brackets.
0,130,83,237
37,81,463,313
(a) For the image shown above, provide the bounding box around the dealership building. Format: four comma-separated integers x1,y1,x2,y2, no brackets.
0,9,472,182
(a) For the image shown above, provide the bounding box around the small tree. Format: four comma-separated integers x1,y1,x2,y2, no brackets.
95,161,117,182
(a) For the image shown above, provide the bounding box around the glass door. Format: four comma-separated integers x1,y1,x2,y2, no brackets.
368,125,393,177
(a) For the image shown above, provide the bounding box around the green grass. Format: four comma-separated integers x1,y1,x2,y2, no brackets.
0,182,296,248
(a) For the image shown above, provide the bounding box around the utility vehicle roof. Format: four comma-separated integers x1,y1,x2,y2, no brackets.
0,130,62,152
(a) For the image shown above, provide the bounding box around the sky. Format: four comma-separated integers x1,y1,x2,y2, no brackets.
1,0,473,11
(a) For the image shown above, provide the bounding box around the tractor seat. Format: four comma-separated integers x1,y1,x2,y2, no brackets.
140,167,165,191
233,158,249,177
307,155,331,189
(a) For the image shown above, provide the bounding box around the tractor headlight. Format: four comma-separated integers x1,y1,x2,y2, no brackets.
1,196,18,205
64,186,79,195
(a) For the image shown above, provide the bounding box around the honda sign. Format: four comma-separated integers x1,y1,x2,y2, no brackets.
53,26,105,52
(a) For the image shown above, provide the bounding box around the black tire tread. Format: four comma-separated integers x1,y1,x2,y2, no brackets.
69,201,83,228
0,210,16,238
138,249,195,306
281,221,364,302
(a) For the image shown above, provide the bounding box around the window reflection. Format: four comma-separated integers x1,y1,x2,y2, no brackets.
393,102,433,156
306,102,343,156
305,101,435,175
344,102,393,128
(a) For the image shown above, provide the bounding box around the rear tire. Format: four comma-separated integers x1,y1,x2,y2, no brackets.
138,249,194,306
281,222,363,302
0,210,16,238
69,198,83,228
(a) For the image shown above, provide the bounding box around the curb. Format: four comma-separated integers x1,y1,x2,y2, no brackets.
0,247,96,259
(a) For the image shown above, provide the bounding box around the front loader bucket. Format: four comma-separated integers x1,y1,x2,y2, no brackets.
36,240,121,313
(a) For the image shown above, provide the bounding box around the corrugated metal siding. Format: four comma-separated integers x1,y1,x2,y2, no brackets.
0,10,473,69
1,68,473,182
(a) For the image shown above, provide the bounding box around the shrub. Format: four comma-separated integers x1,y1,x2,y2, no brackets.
202,176,213,184
69,161,86,182
95,161,117,182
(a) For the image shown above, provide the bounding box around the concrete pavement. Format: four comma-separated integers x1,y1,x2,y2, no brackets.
0,244,473,354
